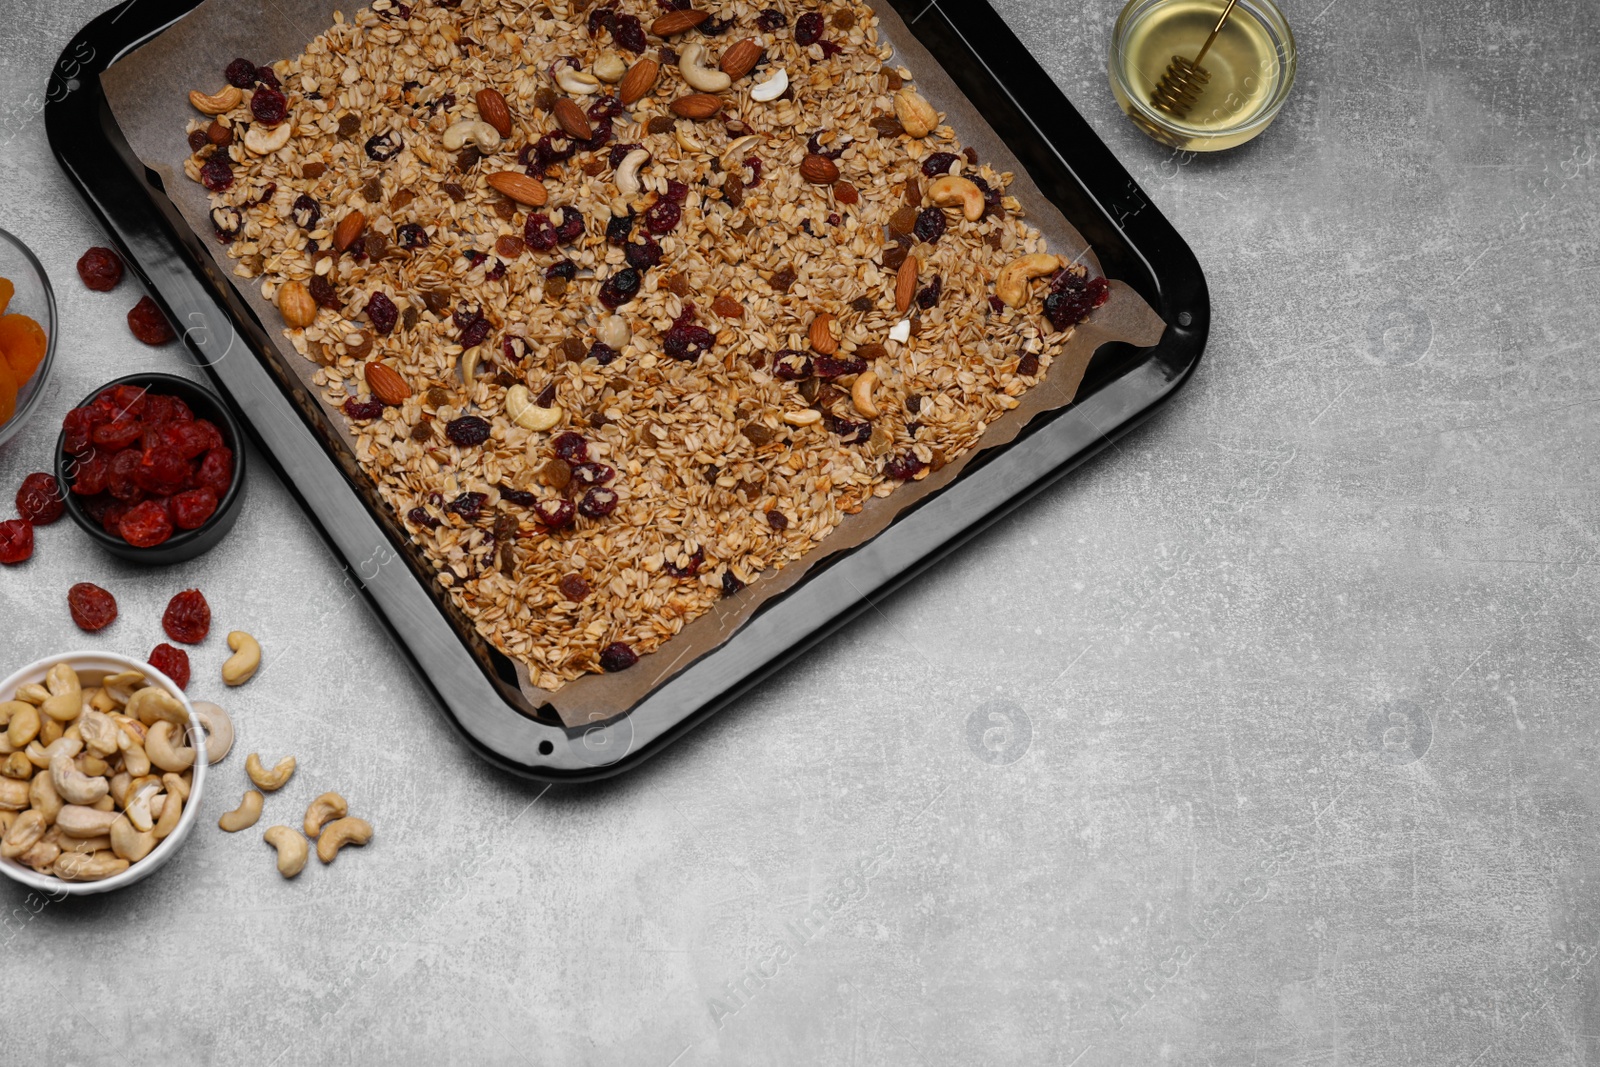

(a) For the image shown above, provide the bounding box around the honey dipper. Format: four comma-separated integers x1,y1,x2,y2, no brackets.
1149,0,1241,119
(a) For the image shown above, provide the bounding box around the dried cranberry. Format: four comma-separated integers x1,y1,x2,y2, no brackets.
614,13,647,52
1043,272,1111,330
365,291,399,334
665,546,703,577
599,268,641,308
138,643,190,689
589,342,620,365
744,156,764,187
578,486,619,518
588,94,623,124
395,222,429,250
644,199,681,234
604,216,639,254
158,589,210,643
815,354,867,378
721,569,745,597
818,40,845,59
588,5,617,36
343,397,385,421
445,416,492,447
701,15,732,36
608,143,642,169
199,154,234,192
913,207,947,244
826,414,871,444
16,473,63,525
921,152,960,177
917,275,943,309
884,452,927,481
524,212,559,252
119,501,173,548
624,237,662,271
155,421,208,460
455,306,491,348
127,297,176,345
970,173,1004,215
795,12,825,45
498,485,538,508
772,350,812,380
546,259,577,282
598,642,638,672
76,247,124,292
0,520,33,565
527,131,576,176
662,313,714,362
445,492,488,520
534,497,575,528
549,433,587,464
756,9,787,32
408,506,441,529
67,583,117,629
558,573,591,601
250,84,288,126
224,57,259,88
170,487,219,529
569,462,615,488
365,132,402,161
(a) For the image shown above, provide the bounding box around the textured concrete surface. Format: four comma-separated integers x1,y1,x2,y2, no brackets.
2,0,1598,1062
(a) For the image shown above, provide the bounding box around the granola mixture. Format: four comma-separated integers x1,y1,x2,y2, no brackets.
182,0,1111,689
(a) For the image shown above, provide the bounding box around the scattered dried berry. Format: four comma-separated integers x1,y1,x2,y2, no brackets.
772,350,812,380
614,13,648,52
1017,351,1040,377
127,296,175,345
558,574,591,601
343,397,385,421
771,266,798,293
551,432,589,464
625,236,663,271
534,497,575,528
599,641,638,672
814,354,867,378
498,485,538,507
569,462,616,488
171,487,219,529
590,341,620,365
0,520,34,565
16,473,64,525
408,506,441,529
756,9,787,32
663,306,714,361
578,486,619,518
309,273,340,310
365,132,403,161
921,152,960,177
721,569,745,597
606,212,637,245
1043,270,1111,330
119,500,173,548
199,153,235,192
913,206,947,244
161,589,211,642
148,643,190,689
795,12,825,45
599,267,642,308
250,84,288,126
396,222,430,249
445,491,488,520
445,415,493,447
917,274,943,309
765,510,788,531
884,452,927,481
644,198,682,234
224,57,260,88
365,291,399,335
66,582,118,629
665,547,704,578
76,247,124,292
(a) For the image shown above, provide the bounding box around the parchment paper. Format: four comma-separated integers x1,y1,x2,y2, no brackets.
102,0,1166,727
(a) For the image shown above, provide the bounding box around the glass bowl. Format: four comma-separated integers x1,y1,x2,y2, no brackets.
0,227,60,447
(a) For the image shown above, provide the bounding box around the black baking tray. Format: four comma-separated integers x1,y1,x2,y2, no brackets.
47,0,1208,782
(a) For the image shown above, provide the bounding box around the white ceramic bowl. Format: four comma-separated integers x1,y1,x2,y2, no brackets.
0,652,207,896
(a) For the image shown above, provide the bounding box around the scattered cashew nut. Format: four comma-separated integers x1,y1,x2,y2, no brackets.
614,147,650,199
505,385,564,432
189,86,242,115
6,702,39,749
144,721,196,774
78,709,121,758
246,753,297,792
126,685,188,728
219,790,264,833
110,815,157,863
316,817,373,864
303,792,349,838
56,804,118,838
49,750,107,806
243,123,293,156
40,663,82,723
995,253,1063,309
1,809,46,860
750,67,788,103
555,67,601,95
153,775,185,840
927,175,986,222
679,43,732,93
191,701,235,764
852,370,881,419
894,88,940,138
53,852,129,882
222,631,262,687
263,826,310,878
124,780,162,833
441,119,502,153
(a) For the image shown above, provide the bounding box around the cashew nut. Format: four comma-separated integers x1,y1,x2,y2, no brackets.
59,833,111,854
77,709,121,758
103,669,146,692
927,175,986,222
219,790,264,833
53,852,129,882
263,826,310,878
191,701,235,764
1,809,46,860
189,86,242,115
554,67,601,95
894,88,940,138
28,772,62,825
783,409,822,427
679,43,732,93
593,52,627,83
1,753,31,779
441,119,502,153
19,840,60,872
153,775,185,839
614,147,650,198
50,750,107,806
316,817,373,864
40,663,82,723
122,741,151,779
750,67,788,103
888,319,912,344
56,805,118,838
995,253,1063,309
297,793,349,840
505,385,564,432
0,778,28,811
243,123,293,156
246,753,296,792
6,702,39,749
144,721,195,774
127,686,188,728
39,718,63,747
110,815,157,863
851,370,881,419
222,631,262,687
89,687,119,714
599,314,632,349
124,780,162,833
14,683,49,705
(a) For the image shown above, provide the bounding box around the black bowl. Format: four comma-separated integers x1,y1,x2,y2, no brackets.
55,372,247,564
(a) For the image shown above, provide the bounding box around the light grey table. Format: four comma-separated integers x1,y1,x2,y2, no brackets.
3,1,1597,1063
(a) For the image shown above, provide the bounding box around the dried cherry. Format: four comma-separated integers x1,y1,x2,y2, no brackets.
107,449,144,501
199,154,234,192
614,13,647,52
598,268,641,308
524,212,559,252
196,447,235,495
250,84,288,127
76,247,124,292
0,520,32,565
913,207,947,244
555,208,585,243
624,237,662,271
569,462,615,488
136,446,191,495
119,501,174,548
224,58,260,88
17,473,65,524
162,589,212,643
67,582,118,629
643,198,681,235
365,291,399,335
127,296,176,345
70,452,110,496
343,397,385,420
1043,271,1111,330
170,487,219,529
148,643,191,689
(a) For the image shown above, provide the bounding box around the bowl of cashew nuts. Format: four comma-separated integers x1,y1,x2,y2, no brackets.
0,651,207,895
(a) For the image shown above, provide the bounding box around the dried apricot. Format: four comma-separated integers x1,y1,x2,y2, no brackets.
0,359,16,425
0,277,12,315
0,313,48,384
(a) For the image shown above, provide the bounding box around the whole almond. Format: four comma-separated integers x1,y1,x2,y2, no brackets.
800,153,840,184
895,255,919,314
364,361,413,406
486,172,550,206
670,94,723,120
619,57,661,106
552,98,592,141
808,313,839,355
719,38,763,79
651,9,709,35
277,281,317,328
332,210,366,252
475,88,513,137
